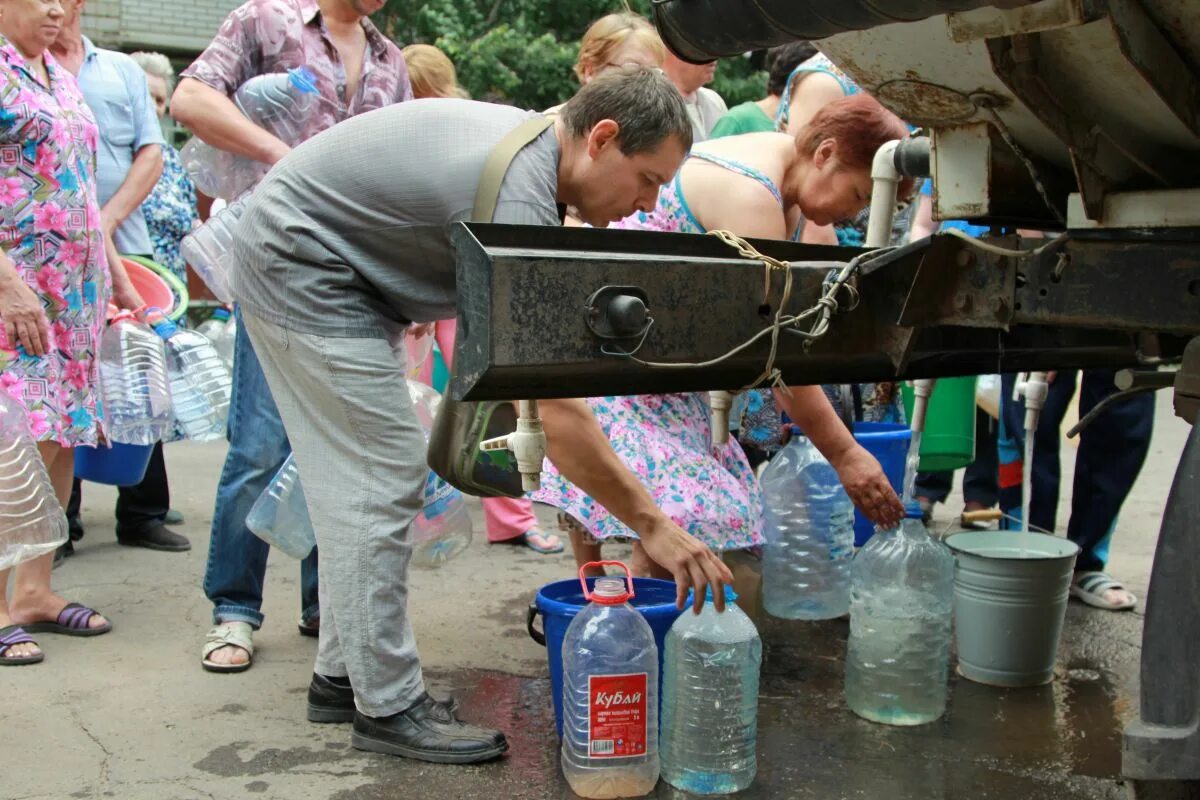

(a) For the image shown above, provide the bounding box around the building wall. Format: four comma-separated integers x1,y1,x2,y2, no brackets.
83,0,240,55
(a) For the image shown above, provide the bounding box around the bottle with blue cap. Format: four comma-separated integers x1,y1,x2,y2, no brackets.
761,427,855,619
660,585,761,794
844,502,955,725
148,309,231,442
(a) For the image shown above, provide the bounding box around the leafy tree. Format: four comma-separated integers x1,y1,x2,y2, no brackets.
377,0,765,110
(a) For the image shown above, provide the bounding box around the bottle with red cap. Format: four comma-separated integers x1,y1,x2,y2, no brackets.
561,562,660,799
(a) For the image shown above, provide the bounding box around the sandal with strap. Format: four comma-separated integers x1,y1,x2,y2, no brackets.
23,602,112,637
1070,571,1138,611
201,621,255,673
520,528,564,555
0,625,43,666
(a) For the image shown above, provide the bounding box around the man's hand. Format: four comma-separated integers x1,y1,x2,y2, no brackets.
635,516,734,614
0,274,50,356
829,443,904,528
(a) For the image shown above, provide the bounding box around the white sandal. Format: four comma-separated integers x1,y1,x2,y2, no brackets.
201,621,255,673
1070,571,1137,611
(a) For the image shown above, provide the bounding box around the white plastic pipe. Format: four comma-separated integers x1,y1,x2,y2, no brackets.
865,140,902,249
909,378,937,434
709,391,733,446
1013,371,1050,435
479,399,547,492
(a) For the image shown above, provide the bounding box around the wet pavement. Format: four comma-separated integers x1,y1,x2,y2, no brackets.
5,391,1183,799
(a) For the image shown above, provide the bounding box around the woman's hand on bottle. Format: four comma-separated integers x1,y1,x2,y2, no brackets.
830,444,904,528
639,517,733,614
0,275,50,356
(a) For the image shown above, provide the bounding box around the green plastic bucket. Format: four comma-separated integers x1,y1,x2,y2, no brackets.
901,377,977,472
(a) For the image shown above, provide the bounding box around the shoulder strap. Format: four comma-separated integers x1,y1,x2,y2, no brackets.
472,116,555,223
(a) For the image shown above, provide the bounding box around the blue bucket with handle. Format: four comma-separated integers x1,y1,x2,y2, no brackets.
527,565,682,738
75,441,154,486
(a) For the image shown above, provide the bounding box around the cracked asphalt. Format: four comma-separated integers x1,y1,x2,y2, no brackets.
4,391,1189,799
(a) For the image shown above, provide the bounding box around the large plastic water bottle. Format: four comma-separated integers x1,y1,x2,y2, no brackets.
180,67,319,200
195,307,231,342
661,586,761,794
245,453,315,559
0,393,68,570
761,429,854,620
561,562,660,799
180,197,245,304
149,311,231,442
406,379,473,568
844,503,955,726
99,312,173,445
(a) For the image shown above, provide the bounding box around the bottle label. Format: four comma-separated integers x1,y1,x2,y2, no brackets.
587,672,648,759
422,472,456,519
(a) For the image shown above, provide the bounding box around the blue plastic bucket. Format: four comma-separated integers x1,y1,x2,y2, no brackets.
527,575,682,738
75,441,154,486
851,422,912,546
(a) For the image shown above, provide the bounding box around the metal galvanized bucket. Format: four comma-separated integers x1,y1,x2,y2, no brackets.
946,531,1080,687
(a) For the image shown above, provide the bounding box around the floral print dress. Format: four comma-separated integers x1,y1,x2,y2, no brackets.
142,143,198,285
529,153,769,552
0,38,109,446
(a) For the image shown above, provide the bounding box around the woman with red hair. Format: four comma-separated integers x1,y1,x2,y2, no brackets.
533,94,910,575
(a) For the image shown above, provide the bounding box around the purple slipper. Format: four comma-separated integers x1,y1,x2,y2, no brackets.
0,625,43,665
23,602,112,637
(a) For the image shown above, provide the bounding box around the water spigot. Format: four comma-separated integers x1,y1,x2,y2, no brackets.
1013,372,1049,434
479,399,546,492
909,379,936,435
709,391,734,446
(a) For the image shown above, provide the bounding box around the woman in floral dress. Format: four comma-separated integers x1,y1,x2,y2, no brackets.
532,96,908,577
0,0,142,665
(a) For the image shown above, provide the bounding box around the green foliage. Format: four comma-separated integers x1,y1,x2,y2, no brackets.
377,0,766,110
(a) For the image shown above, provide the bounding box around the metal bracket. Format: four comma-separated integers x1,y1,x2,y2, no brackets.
584,286,652,340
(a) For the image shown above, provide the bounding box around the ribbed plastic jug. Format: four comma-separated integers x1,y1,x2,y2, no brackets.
661,586,760,794
845,504,955,725
245,453,315,559
195,307,231,343
0,393,68,570
561,562,660,799
180,197,245,303
761,430,854,620
99,312,173,446
150,312,231,442
406,379,472,568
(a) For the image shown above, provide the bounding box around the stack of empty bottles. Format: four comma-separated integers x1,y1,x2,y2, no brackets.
180,66,320,201
99,310,173,445
148,309,231,442
0,393,68,570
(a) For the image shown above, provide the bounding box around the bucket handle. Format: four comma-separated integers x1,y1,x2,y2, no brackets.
526,602,545,647
579,561,635,603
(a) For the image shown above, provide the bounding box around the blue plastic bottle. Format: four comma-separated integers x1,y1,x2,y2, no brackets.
661,586,761,794
761,429,855,619
844,503,955,725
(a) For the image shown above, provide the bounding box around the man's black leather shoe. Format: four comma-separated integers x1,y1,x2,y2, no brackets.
307,673,356,723
351,692,508,764
116,524,190,552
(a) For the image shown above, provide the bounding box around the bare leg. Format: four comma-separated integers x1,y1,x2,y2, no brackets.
630,542,672,580
4,442,108,648
560,514,604,577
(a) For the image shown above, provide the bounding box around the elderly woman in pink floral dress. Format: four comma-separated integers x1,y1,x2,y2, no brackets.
0,0,142,665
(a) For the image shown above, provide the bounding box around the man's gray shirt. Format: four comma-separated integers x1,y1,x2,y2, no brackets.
232,99,560,337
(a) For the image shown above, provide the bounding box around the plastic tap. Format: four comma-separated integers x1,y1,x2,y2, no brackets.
908,379,936,434
479,399,546,492
709,391,733,446
1013,372,1049,433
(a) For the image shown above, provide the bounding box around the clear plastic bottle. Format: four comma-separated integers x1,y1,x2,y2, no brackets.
180,67,319,200
99,312,173,445
561,563,660,799
180,197,246,304
150,312,231,442
0,393,68,570
245,453,315,559
406,379,472,568
844,504,955,726
195,307,231,343
661,586,761,795
214,312,237,373
761,429,855,620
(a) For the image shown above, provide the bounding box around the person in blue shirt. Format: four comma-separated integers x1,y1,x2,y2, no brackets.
50,0,189,556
